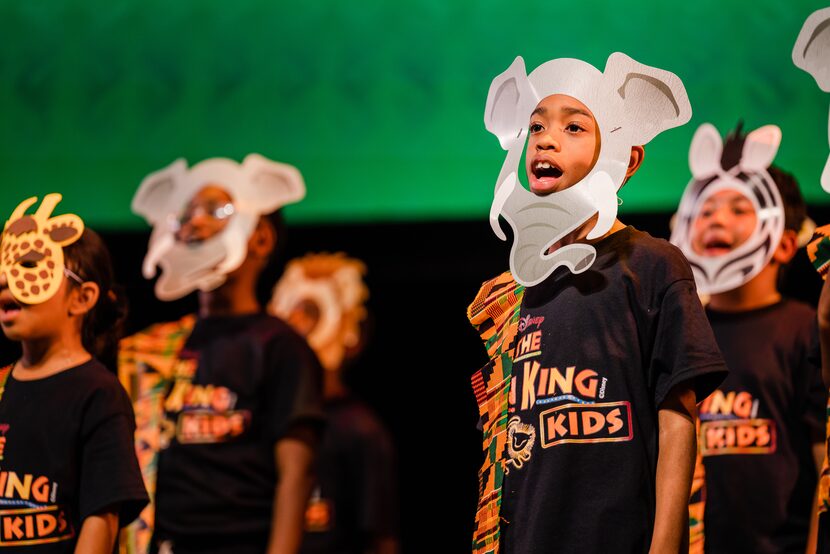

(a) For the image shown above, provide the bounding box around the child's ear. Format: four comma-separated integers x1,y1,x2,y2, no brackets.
132,158,188,224
241,154,306,214
793,7,830,92
689,123,723,180
247,217,276,260
603,52,692,146
484,57,536,150
773,229,798,265
626,146,645,180
68,281,100,317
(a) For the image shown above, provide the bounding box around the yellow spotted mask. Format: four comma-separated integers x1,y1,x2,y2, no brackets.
1,194,84,304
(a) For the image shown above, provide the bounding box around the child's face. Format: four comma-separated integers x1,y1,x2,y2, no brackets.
525,94,601,196
174,185,235,244
691,189,758,256
0,270,76,343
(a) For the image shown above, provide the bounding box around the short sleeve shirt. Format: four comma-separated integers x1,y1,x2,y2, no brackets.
0,359,148,552
500,227,727,554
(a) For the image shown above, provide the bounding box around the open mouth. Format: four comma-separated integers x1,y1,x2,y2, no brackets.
532,160,564,180
702,238,734,255
0,296,22,323
529,160,564,194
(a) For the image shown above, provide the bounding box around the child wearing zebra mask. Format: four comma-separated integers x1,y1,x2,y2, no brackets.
671,123,826,554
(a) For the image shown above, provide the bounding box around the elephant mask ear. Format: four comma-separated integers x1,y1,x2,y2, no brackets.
603,52,692,146
793,7,830,194
793,7,830,92
484,56,537,151
132,159,188,225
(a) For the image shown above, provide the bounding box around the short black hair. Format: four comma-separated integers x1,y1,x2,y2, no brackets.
63,228,128,373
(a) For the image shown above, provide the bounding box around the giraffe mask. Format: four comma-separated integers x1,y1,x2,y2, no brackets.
1,194,84,304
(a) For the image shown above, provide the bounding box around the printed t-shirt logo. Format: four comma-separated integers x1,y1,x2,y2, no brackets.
506,416,535,473
161,353,252,446
304,487,333,533
0,469,73,546
0,424,8,461
699,389,776,456
507,320,634,459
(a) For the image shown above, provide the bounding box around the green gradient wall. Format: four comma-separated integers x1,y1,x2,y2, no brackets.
0,1,827,228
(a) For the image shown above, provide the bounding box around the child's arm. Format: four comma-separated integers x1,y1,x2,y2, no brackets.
267,425,317,554
807,441,824,554
811,275,830,553
73,508,118,554
651,384,697,554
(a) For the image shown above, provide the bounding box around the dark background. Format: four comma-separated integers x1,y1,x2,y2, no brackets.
1,210,827,552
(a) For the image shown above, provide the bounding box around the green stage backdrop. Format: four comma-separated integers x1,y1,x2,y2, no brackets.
0,0,828,228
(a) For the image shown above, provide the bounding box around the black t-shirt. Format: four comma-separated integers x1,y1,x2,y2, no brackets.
701,300,825,554
300,396,397,554
153,313,324,552
0,359,148,552
500,227,727,554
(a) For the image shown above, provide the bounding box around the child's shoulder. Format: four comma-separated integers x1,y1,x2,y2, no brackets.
120,314,197,352
467,270,523,327
70,358,127,394
118,314,197,385
775,297,817,326
621,227,695,285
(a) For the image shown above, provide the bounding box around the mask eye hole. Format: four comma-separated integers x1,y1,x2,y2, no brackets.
16,250,45,268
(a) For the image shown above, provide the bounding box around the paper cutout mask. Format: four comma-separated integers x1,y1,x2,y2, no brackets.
269,253,368,372
485,53,692,286
0,194,84,304
793,7,830,192
671,123,785,295
133,153,306,301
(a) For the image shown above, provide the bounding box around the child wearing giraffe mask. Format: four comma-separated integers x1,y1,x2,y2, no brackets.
0,193,148,553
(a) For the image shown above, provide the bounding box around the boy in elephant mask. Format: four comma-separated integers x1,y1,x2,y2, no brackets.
467,53,727,554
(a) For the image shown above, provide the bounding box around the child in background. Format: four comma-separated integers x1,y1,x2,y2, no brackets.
671,123,826,553
0,194,148,553
121,155,324,554
270,253,399,554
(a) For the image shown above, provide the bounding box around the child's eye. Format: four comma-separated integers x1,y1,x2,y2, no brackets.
565,123,586,133
529,123,544,133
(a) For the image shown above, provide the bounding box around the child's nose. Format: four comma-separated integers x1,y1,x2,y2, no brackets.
535,131,561,151
710,206,732,225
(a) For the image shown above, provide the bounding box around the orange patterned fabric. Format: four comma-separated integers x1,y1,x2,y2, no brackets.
117,315,196,554
467,272,524,554
819,397,830,516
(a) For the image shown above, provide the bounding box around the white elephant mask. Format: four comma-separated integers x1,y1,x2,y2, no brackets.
132,154,305,301
484,53,692,286
793,6,830,193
